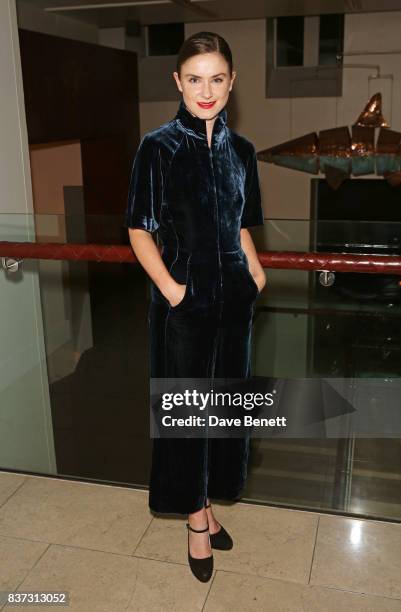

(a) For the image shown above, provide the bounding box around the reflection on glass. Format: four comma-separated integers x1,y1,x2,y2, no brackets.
319,14,344,66
276,16,304,67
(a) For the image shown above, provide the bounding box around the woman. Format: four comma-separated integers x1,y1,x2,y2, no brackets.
124,31,266,582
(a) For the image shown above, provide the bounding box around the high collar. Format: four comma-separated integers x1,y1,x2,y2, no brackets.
175,99,227,143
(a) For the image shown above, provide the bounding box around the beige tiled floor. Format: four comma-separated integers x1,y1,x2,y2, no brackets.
0,471,401,611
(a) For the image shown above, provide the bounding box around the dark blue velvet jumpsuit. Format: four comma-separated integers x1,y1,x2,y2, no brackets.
124,99,264,514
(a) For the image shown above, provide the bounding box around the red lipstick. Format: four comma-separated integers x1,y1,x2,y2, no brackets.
197,101,216,109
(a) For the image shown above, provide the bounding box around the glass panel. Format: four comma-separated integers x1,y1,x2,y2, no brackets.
319,13,344,66
1,214,401,522
244,218,401,521
276,16,304,67
0,213,149,488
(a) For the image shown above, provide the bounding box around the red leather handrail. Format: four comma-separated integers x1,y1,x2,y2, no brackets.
1,241,401,274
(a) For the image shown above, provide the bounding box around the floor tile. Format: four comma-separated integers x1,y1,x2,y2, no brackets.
310,514,401,599
204,571,401,612
0,472,26,506
0,536,48,600
0,477,151,555
136,502,318,583
3,544,209,612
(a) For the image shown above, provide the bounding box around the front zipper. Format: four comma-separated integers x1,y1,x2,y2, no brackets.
208,146,223,327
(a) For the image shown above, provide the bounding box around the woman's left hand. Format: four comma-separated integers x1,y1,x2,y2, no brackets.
253,271,267,294
240,228,266,295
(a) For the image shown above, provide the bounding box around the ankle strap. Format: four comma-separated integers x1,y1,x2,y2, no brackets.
186,522,209,533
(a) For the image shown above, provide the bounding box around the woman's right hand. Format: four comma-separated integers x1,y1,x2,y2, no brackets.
127,230,188,308
162,280,186,308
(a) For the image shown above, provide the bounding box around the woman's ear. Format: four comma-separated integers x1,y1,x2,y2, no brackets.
229,70,237,92
173,71,183,93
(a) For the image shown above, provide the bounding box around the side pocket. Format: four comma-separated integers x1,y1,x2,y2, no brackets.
170,253,192,310
241,252,260,296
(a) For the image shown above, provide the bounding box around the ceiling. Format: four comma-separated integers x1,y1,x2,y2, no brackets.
16,0,401,28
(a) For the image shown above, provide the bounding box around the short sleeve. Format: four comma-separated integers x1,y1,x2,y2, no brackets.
240,143,264,228
123,134,163,233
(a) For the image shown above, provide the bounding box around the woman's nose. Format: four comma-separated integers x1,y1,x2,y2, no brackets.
201,83,212,97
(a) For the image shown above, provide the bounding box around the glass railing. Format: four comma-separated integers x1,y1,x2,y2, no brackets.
1,214,401,522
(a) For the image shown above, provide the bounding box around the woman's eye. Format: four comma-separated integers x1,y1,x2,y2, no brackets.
188,77,224,84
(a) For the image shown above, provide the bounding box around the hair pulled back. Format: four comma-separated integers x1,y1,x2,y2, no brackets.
176,31,233,77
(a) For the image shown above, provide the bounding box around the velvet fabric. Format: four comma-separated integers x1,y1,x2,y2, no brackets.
124,99,264,514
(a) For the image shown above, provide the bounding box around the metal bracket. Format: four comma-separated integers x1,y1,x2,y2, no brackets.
1,257,23,273
318,270,335,287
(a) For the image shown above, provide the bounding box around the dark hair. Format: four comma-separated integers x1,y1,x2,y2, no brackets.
176,31,233,77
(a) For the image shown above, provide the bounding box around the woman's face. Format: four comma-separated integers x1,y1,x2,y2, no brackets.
173,52,236,121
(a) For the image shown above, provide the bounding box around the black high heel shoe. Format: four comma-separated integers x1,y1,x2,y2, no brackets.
205,502,233,550
186,522,213,582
